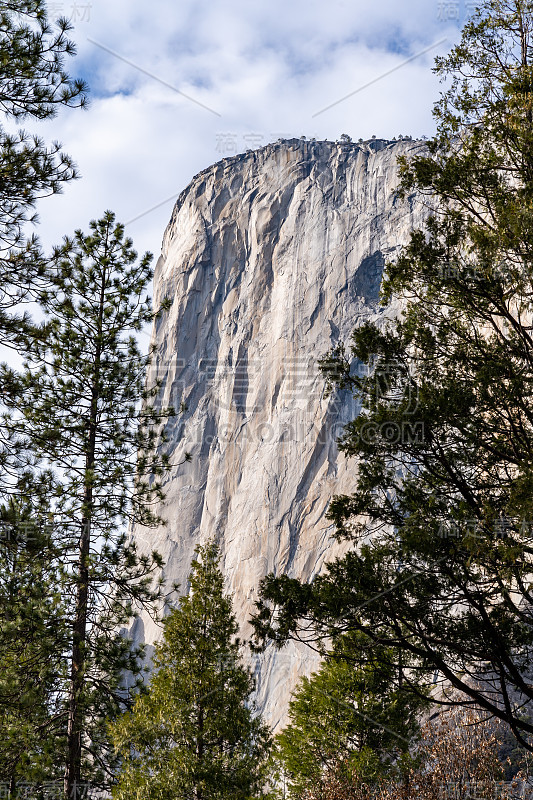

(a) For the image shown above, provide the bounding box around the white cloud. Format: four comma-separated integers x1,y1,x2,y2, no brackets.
31,0,465,260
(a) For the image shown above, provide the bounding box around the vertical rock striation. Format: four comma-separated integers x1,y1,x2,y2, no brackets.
132,138,428,729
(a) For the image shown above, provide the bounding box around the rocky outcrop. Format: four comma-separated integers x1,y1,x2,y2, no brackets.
131,137,428,730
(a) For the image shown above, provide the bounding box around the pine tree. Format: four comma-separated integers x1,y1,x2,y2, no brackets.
111,540,272,800
0,0,87,325
1,212,176,796
302,707,514,800
0,1,87,496
0,497,69,791
254,0,533,750
275,633,426,799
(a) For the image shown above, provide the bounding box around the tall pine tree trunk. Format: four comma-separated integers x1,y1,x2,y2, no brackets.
65,508,91,796
195,610,207,800
65,273,105,799
196,703,204,800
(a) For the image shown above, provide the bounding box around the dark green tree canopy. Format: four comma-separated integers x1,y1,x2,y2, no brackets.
0,212,175,795
111,540,272,800
0,498,69,787
0,0,88,491
9,210,171,532
0,0,87,329
0,1,87,120
253,0,533,752
275,632,427,799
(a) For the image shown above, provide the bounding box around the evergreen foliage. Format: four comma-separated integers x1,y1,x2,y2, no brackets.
0,498,68,790
111,540,272,800
0,0,87,495
253,0,533,751
275,632,426,799
1,212,175,795
0,0,87,323
301,706,519,800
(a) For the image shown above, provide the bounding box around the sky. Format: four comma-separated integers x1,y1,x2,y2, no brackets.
31,0,473,268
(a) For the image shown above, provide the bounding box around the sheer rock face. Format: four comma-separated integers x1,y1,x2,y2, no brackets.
132,138,427,730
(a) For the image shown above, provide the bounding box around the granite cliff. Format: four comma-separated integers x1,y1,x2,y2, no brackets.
131,137,428,729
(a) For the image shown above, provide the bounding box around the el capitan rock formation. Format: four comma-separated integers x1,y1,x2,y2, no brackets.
131,137,427,729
